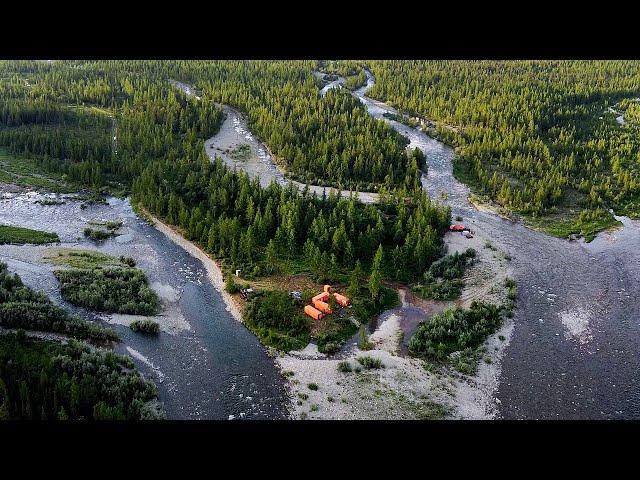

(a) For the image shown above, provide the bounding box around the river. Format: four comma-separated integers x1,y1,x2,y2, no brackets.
4,67,638,420
0,187,289,419
352,70,640,419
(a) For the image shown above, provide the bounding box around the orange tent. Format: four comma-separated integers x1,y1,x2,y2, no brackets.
304,305,324,320
312,292,330,303
334,293,350,307
313,300,333,315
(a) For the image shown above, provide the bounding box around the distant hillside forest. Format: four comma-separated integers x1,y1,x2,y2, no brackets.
365,60,640,229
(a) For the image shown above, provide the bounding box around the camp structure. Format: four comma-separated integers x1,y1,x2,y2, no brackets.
312,291,330,303
304,304,324,320
333,293,350,307
313,299,333,314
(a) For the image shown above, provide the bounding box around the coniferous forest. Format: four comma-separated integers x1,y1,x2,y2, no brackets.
2,59,640,420
365,60,640,231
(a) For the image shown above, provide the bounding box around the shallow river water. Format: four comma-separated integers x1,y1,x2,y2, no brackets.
0,189,288,419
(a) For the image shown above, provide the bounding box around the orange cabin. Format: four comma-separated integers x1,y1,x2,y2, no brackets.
323,284,332,293
304,304,324,320
333,293,350,307
313,300,333,315
312,292,330,303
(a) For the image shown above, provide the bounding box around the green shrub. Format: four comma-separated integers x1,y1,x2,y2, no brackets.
83,227,114,241
224,275,240,294
53,268,161,315
308,383,319,391
505,277,518,301
320,342,339,355
356,355,383,369
337,361,352,373
409,301,502,361
244,289,310,352
130,319,160,334
119,256,136,267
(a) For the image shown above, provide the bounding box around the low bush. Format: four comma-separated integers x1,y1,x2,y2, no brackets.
119,256,136,267
337,361,352,373
244,289,310,351
83,228,113,241
356,355,383,369
130,319,160,335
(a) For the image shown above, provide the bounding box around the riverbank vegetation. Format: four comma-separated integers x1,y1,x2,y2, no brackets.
317,60,368,91
54,267,161,316
0,148,77,192
409,301,503,375
0,224,59,245
413,248,477,300
366,60,640,239
130,318,160,335
0,262,117,343
0,332,160,420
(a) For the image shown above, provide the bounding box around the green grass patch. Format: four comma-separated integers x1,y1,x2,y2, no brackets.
0,224,59,245
527,210,621,242
43,248,129,269
0,148,77,192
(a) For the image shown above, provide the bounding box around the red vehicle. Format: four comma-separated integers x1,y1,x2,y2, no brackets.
449,224,466,232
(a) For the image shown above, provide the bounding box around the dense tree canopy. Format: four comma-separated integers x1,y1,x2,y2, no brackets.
366,60,640,223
